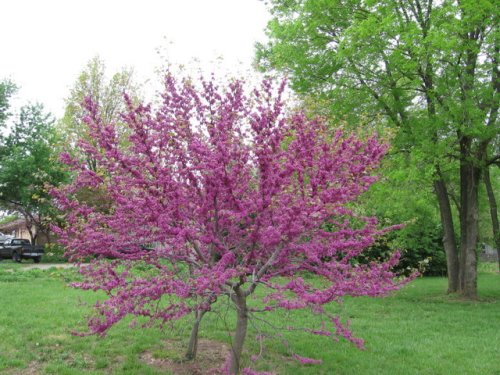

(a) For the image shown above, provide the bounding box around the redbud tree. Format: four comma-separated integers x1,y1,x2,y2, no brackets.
53,75,406,374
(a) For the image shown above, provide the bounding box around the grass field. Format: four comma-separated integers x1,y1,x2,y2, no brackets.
0,262,498,374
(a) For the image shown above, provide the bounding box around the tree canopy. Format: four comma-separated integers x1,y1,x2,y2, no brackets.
52,75,409,374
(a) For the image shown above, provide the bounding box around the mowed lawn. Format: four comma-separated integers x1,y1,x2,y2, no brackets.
0,262,498,375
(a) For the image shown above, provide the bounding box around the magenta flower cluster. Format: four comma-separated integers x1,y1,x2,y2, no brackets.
52,75,408,360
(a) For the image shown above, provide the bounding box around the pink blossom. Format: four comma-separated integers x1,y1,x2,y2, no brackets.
292,354,323,365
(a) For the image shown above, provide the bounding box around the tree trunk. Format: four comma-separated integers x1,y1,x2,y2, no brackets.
25,221,36,244
433,178,460,292
229,288,248,374
185,309,206,360
458,159,480,299
483,166,500,271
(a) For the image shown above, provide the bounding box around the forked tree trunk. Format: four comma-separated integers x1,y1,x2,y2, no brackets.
229,289,248,374
434,178,460,293
458,160,480,299
185,309,207,360
483,167,500,271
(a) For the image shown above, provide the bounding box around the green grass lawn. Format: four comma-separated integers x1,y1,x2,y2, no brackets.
0,261,498,374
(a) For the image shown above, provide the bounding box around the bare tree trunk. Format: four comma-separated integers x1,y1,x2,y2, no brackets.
458,160,480,299
21,212,36,244
434,178,460,292
185,309,207,360
483,166,500,271
229,288,248,374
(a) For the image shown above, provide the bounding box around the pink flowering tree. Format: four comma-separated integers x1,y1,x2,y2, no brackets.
53,75,407,374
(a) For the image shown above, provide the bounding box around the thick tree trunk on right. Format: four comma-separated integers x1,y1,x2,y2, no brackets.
434,178,460,293
483,166,500,271
458,159,480,299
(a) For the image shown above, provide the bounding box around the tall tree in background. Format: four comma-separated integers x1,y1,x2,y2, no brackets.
257,0,499,298
59,56,139,171
0,104,67,243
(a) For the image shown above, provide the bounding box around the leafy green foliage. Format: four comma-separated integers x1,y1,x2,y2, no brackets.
364,221,447,276
43,243,67,263
58,56,140,171
356,149,448,276
0,79,17,129
258,0,499,296
258,0,498,173
0,104,68,242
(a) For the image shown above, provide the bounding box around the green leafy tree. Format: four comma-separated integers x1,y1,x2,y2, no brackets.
257,0,499,298
0,104,67,244
58,56,140,171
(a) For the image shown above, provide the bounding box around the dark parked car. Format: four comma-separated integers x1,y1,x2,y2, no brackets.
0,238,44,263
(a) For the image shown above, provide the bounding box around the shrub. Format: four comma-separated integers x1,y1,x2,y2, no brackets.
43,243,67,263
361,220,446,276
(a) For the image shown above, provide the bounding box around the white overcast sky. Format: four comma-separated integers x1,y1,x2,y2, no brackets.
1,0,270,118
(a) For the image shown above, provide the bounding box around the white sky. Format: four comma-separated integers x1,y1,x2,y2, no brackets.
1,0,270,118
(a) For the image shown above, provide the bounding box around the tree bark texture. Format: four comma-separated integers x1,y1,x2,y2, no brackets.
229,289,248,374
434,178,460,292
185,309,206,360
458,159,480,299
483,167,500,271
